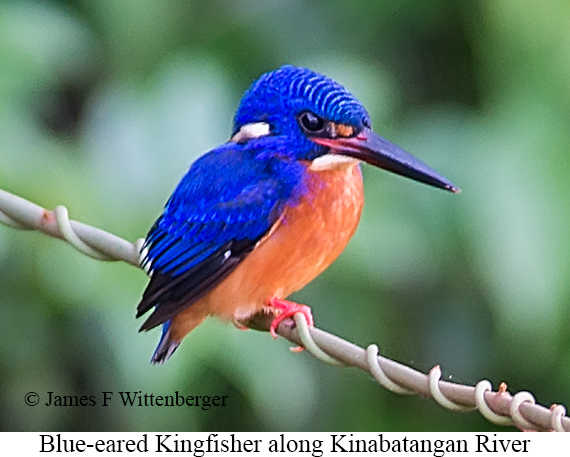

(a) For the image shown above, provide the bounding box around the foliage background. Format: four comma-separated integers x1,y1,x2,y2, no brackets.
1,0,569,432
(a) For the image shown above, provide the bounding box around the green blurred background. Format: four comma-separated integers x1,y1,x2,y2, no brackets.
1,0,569,432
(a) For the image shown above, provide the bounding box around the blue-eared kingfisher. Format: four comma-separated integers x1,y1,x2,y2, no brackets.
137,65,459,363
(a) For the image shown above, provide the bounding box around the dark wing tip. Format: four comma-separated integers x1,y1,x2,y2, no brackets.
138,305,179,332
139,316,160,333
137,239,257,333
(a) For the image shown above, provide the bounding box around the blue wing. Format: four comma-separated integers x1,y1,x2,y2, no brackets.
137,142,303,331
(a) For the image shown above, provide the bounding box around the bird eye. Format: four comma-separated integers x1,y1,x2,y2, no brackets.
298,111,326,134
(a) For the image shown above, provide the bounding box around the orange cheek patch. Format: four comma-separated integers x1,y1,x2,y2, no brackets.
332,123,355,138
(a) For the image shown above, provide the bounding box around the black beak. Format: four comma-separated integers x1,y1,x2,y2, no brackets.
312,128,460,193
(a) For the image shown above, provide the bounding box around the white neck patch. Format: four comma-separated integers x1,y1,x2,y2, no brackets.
310,154,360,171
231,122,270,143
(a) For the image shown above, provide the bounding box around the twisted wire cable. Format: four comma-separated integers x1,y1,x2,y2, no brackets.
1,186,568,431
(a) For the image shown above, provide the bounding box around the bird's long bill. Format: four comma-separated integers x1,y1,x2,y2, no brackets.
312,129,460,193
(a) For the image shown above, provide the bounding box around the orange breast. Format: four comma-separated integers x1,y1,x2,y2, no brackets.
210,160,364,316
169,160,364,340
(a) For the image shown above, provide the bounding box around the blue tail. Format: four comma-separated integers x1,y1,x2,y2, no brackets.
151,321,180,364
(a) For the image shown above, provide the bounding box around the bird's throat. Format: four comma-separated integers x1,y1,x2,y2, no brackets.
309,153,360,171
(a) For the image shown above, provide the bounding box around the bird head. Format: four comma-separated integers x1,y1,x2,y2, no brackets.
232,65,458,192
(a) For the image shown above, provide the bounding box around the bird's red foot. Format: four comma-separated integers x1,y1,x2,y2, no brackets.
268,298,314,344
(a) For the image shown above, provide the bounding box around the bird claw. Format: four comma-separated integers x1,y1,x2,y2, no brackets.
268,298,314,351
232,321,250,331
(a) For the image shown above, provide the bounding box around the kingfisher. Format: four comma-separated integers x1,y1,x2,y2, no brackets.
137,65,458,363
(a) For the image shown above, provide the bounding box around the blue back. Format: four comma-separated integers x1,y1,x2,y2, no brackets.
143,142,305,278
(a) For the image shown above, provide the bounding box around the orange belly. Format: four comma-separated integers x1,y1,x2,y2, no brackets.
169,160,364,341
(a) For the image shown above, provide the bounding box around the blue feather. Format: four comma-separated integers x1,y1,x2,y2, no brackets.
144,141,305,278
